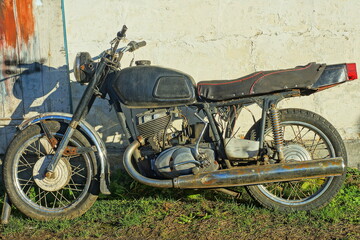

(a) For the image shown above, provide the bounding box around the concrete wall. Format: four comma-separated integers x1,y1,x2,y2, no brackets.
64,0,360,167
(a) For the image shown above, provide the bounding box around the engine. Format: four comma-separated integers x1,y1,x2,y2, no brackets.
136,109,219,179
136,109,189,152
154,146,218,178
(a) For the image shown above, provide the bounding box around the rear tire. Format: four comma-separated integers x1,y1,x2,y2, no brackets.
3,121,99,220
245,108,347,211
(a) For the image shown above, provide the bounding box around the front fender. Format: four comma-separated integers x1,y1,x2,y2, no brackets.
18,112,111,195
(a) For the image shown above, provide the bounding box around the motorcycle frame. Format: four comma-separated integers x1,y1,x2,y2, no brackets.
44,28,302,179
45,55,302,175
111,89,302,167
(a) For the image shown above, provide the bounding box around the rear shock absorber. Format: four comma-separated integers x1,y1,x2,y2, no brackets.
269,105,285,162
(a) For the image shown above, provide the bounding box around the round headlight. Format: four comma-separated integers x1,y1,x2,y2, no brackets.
73,52,93,84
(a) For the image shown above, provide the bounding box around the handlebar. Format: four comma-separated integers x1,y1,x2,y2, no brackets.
106,27,147,66
117,25,128,38
128,41,147,52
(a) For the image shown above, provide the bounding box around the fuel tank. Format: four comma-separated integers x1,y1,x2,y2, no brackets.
109,66,197,108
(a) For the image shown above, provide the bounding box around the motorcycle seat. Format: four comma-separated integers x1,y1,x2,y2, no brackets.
197,63,325,100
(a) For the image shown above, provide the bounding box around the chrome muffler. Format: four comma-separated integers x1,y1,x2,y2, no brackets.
173,157,345,188
123,139,346,189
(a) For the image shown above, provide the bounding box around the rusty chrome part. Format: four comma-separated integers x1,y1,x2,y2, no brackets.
1,194,12,224
46,127,75,173
62,146,96,156
39,120,58,149
45,171,55,179
193,113,209,160
137,135,145,146
63,146,77,156
123,140,173,188
269,104,285,162
215,188,242,199
173,158,345,189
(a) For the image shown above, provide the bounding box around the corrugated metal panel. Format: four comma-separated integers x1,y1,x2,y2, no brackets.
0,0,71,153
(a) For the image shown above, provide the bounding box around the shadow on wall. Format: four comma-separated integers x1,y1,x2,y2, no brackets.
68,51,132,148
69,80,130,148
0,60,71,152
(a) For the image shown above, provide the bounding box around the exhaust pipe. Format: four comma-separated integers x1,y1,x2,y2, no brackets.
123,139,345,189
123,138,174,188
173,157,345,189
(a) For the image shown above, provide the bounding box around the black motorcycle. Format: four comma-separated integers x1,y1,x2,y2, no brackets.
2,26,358,221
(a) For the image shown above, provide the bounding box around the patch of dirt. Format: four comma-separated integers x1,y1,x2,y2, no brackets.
1,215,359,240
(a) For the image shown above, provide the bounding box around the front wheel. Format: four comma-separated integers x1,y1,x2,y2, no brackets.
245,108,347,211
3,121,99,220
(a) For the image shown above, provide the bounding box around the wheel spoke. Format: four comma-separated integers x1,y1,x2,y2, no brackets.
58,189,71,205
19,178,35,190
71,164,87,179
36,190,50,207
25,143,45,158
50,191,63,208
257,119,337,204
18,155,35,168
69,177,85,191
288,182,303,199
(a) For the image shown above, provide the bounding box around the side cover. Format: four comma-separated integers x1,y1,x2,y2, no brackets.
111,66,197,108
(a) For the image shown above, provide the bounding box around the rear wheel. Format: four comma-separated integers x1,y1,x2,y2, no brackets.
3,121,99,220
245,108,347,211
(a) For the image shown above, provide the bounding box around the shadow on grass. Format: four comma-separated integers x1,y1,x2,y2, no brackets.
106,168,258,205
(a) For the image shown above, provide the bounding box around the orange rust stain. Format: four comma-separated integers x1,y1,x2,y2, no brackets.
0,0,35,48
16,0,34,44
316,83,340,92
0,0,17,48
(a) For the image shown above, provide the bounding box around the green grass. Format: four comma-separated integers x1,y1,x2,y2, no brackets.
0,168,359,239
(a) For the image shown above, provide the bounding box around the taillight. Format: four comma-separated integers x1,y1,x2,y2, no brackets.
346,63,357,80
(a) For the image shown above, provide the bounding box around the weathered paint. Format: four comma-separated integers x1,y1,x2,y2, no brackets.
0,0,71,153
0,0,35,48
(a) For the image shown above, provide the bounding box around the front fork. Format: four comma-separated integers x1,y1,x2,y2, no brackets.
45,62,106,176
259,99,285,162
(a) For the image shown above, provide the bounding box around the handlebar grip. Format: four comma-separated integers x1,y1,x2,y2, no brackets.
137,41,147,48
117,25,128,38
128,41,147,52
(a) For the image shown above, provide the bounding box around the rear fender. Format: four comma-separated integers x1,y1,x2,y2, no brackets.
18,112,111,195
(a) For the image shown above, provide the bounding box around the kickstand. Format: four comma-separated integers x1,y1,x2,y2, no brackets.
1,193,12,224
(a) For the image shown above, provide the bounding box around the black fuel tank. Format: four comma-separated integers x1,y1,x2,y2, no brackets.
110,66,197,108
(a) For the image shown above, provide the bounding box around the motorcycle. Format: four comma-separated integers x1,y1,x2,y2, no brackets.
1,25,358,221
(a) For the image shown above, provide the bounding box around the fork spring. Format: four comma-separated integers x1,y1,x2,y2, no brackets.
269,105,284,153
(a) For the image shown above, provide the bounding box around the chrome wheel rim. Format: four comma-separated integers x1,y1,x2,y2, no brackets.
258,121,335,205
13,133,92,212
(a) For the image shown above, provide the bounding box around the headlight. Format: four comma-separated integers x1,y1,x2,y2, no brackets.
73,52,94,84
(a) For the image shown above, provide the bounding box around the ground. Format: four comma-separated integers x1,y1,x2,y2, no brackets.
0,169,359,240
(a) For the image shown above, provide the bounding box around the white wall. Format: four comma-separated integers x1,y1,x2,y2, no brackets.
64,0,360,166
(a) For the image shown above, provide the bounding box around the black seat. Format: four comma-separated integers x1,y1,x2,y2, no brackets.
197,63,324,100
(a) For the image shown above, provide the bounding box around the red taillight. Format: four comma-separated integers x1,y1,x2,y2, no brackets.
346,63,357,80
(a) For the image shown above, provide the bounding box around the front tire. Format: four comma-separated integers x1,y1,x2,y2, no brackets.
245,108,347,211
3,121,99,220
